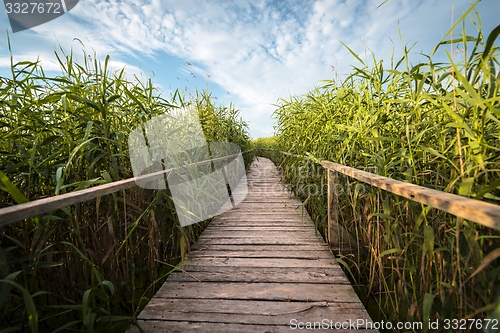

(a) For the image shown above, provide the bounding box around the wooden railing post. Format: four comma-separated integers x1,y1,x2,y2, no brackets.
326,166,361,254
327,169,339,248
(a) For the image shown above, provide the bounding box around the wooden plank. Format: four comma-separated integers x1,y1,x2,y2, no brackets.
200,230,320,238
235,197,294,201
237,200,302,205
218,211,307,216
190,244,330,252
138,298,366,316
207,222,316,228
206,225,317,230
217,222,315,226
237,199,296,202
225,210,303,214
137,299,374,326
204,227,317,232
216,214,309,218
200,227,321,234
234,202,301,206
222,203,302,208
223,212,305,216
127,321,380,333
216,214,307,219
155,282,361,303
183,257,338,268
191,247,332,255
210,215,309,221
167,266,348,283
195,237,325,245
189,249,334,259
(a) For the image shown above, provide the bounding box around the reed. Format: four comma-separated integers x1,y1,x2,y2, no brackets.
267,4,500,330
0,43,250,332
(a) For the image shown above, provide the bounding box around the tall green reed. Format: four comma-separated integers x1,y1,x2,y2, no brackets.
270,4,500,330
0,42,250,332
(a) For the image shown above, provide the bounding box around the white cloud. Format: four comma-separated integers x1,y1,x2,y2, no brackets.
1,0,498,138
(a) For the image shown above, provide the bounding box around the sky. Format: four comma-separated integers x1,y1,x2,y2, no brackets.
0,0,499,139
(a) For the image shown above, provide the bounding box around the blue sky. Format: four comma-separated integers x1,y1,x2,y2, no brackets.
0,0,499,138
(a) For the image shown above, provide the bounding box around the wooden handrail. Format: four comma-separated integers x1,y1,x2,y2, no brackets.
265,149,500,233
321,161,500,230
0,151,252,228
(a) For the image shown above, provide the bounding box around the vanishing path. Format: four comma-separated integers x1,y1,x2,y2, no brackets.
129,157,377,332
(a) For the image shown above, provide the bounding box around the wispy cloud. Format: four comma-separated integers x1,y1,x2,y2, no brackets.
1,0,498,138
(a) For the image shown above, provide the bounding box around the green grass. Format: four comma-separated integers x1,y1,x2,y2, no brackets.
0,41,251,332
267,3,500,331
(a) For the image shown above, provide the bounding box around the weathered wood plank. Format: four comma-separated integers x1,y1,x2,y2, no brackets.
234,201,299,205
218,214,307,218
190,244,330,252
235,198,301,203
206,225,318,231
137,299,374,326
181,257,338,268
200,230,321,239
189,250,333,259
138,298,366,316
128,321,380,333
167,266,348,283
207,223,317,228
155,282,361,303
216,206,301,210
195,237,325,245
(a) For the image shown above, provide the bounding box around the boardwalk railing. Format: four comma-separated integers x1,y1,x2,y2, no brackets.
267,149,500,249
3,147,499,234
0,151,253,228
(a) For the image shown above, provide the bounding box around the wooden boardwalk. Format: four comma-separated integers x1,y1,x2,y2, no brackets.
129,158,377,332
